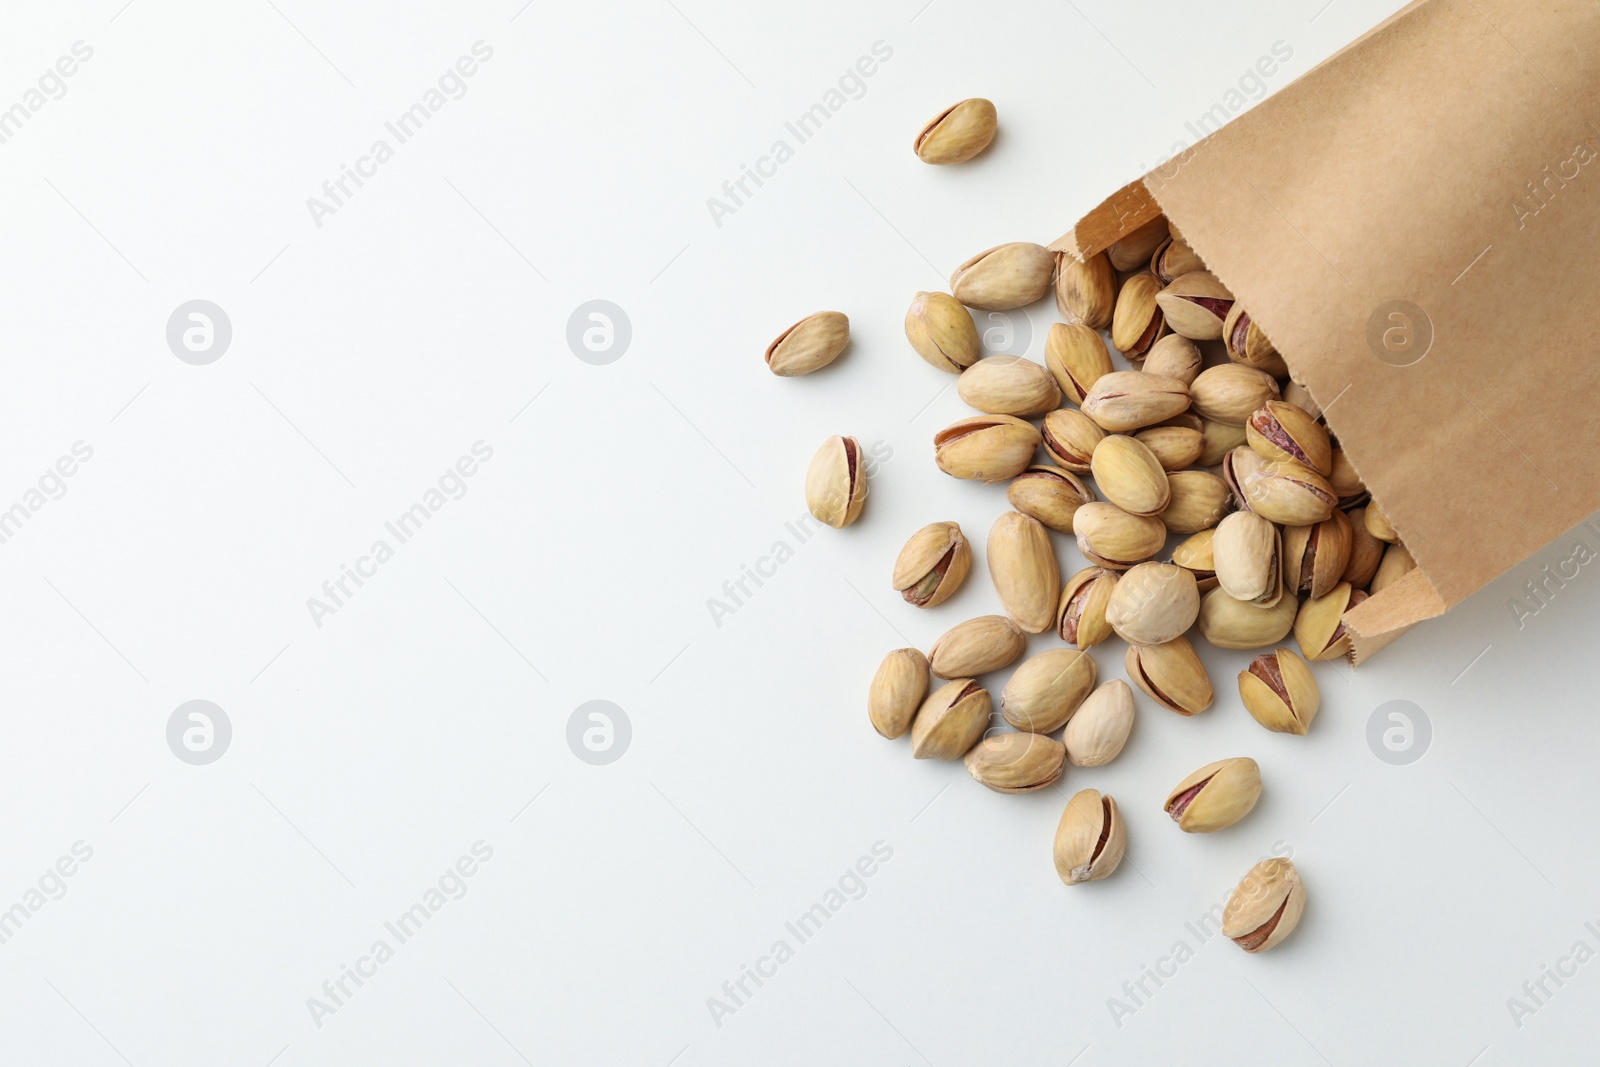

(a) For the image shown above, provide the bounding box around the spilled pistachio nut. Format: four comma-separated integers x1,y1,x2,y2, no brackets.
1189,364,1281,425
1074,502,1166,570
1282,509,1353,599
1282,377,1322,419
1246,400,1332,475
766,311,849,376
892,521,972,607
934,415,1041,482
1140,334,1202,385
1081,370,1191,432
1197,587,1297,650
1341,506,1385,588
1197,417,1249,468
1055,250,1117,329
1063,680,1135,767
1293,581,1360,661
1110,270,1167,358
950,242,1053,310
1001,647,1097,733
1151,233,1205,285
1213,512,1283,607
1370,541,1416,595
1365,499,1399,543
957,355,1061,417
1044,322,1114,405
1222,304,1288,377
1134,420,1205,471
1171,528,1220,591
905,291,981,373
1159,470,1232,534
1053,788,1125,885
965,731,1066,793
868,648,929,739
1164,757,1261,833
1105,562,1200,647
1057,566,1119,649
1007,465,1095,533
1223,858,1305,952
1042,407,1107,471
1090,434,1171,517
988,511,1060,634
929,615,1027,678
1239,648,1319,735
914,97,997,164
1237,453,1337,527
1125,636,1212,715
1106,216,1169,272
1327,447,1368,508
804,435,866,528
910,678,990,760
1155,270,1234,341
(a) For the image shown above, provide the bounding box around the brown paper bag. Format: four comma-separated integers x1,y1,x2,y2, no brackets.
1052,0,1600,663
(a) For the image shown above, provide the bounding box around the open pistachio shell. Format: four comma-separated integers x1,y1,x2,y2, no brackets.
1164,757,1261,832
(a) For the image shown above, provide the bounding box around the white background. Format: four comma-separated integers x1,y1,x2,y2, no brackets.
0,1,1596,1064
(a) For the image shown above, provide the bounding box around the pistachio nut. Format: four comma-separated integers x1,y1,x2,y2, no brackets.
1197,587,1297,650
1189,364,1281,425
1091,435,1171,517
1125,636,1212,715
1293,582,1358,661
914,97,997,165
1341,507,1385,588
1063,680,1135,767
1057,566,1119,649
1141,334,1202,385
1151,233,1206,285
1213,511,1283,606
1055,250,1117,330
950,242,1053,311
905,291,981,373
934,415,1041,483
910,678,990,760
1220,444,1262,508
1044,322,1114,405
1365,498,1399,543
804,435,866,528
1007,465,1095,533
1160,470,1233,534
1327,447,1368,508
1164,757,1261,833
964,731,1066,794
1156,270,1234,341
1197,417,1249,467
1370,542,1416,595
929,615,1028,678
1223,858,1306,953
1170,528,1220,591
1107,216,1169,272
1282,509,1353,599
1074,503,1167,570
1053,788,1126,885
1110,270,1167,358
1081,370,1191,432
1237,453,1337,527
957,355,1061,417
868,648,929,739
1134,421,1206,471
1238,648,1319,735
1041,407,1106,472
766,311,849,377
1105,562,1200,647
1246,401,1332,475
1001,647,1097,733
988,511,1060,633
1282,378,1322,420
1222,304,1288,377
892,521,972,607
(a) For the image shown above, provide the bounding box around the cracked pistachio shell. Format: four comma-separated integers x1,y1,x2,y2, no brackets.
1293,582,1357,662
1081,370,1191,432
1110,271,1168,358
1370,542,1416,595
766,311,849,376
1282,378,1322,419
934,415,1041,482
1007,465,1094,533
1054,788,1126,885
1057,566,1119,649
1042,408,1106,472
1160,470,1232,534
1045,322,1114,405
1239,648,1319,735
929,615,1027,678
1001,647,1097,733
1107,216,1169,272
958,355,1061,417
1106,562,1200,647
892,521,972,607
1243,457,1338,527
1164,757,1261,833
868,648,929,739
1135,420,1206,471
1125,636,1212,715
905,291,981,373
1156,270,1235,341
1247,401,1332,475
1064,680,1135,767
1224,858,1305,952
1197,587,1296,650
804,435,866,528
1091,435,1171,517
914,97,997,164
1055,251,1117,329
965,731,1066,793
1365,499,1399,543
1341,507,1385,588
1222,304,1289,377
1152,233,1206,285
1213,512,1283,607
1171,528,1219,591
1197,417,1248,468
1328,447,1368,508
1282,509,1353,600
1141,334,1203,385
989,511,1060,634
1074,503,1166,571
950,242,1053,311
910,679,990,759
1190,364,1281,425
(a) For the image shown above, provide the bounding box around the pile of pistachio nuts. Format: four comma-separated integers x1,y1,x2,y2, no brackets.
771,99,1416,952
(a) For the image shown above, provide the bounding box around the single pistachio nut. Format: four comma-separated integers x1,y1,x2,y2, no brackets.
1213,512,1283,606
1007,465,1095,533
892,521,972,607
1341,507,1385,588
1197,587,1297,650
958,355,1061,417
1041,407,1106,471
914,97,997,165
1107,216,1169,272
1074,502,1167,570
935,415,1041,482
766,311,849,377
1105,562,1200,646
1044,322,1114,405
1110,271,1168,359
1222,304,1288,377
1370,542,1416,595
929,615,1027,678
1197,418,1248,467
965,731,1066,793
1164,757,1261,833
1190,364,1281,425
1057,566,1119,649
1063,680,1135,767
1282,378,1322,419
1141,334,1202,385
1053,788,1126,885
950,242,1053,310
1239,455,1338,527
1151,233,1206,285
868,648,929,739
1365,499,1399,543
1170,528,1220,591
910,678,991,759
1081,370,1191,432
1239,648,1319,735
804,435,866,528
1055,251,1117,330
1135,421,1206,471
1001,647,1097,733
1125,636,1212,715
989,511,1060,633
1282,509,1353,599
1091,435,1171,517
1223,858,1306,952
1160,470,1233,534
1246,401,1332,475
1156,270,1234,341
1327,447,1368,508
905,291,981,373
1294,582,1358,661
